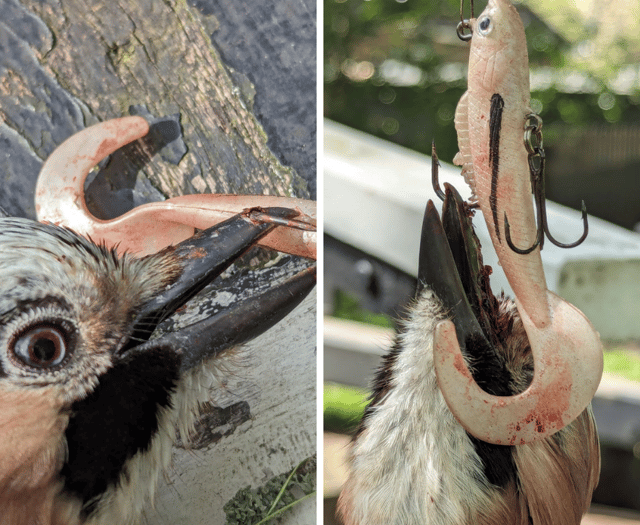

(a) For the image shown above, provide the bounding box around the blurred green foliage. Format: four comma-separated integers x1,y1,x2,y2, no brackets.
324,382,369,433
333,290,394,328
604,348,640,383
324,0,640,165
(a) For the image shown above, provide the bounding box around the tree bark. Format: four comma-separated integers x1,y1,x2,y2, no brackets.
0,0,315,217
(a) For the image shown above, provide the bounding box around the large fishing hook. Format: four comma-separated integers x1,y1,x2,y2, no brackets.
456,0,474,41
35,117,316,259
504,114,588,254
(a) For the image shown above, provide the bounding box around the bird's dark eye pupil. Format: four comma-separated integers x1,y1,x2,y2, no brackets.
33,337,57,362
13,326,67,368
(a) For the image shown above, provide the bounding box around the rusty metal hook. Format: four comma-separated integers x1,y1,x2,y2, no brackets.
457,0,474,41
35,116,316,259
504,115,588,254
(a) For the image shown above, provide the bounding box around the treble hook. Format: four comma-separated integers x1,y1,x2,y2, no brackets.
504,116,589,254
456,0,474,41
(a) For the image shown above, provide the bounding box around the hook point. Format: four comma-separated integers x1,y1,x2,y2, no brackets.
432,140,445,202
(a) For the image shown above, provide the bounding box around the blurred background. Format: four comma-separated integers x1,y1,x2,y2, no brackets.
325,0,640,228
324,0,640,523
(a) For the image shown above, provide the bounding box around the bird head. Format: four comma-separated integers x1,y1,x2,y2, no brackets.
0,208,315,524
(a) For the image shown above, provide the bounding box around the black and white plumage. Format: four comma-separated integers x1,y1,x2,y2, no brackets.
0,210,314,525
338,186,599,525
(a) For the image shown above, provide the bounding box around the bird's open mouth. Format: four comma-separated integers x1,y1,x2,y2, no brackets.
119,206,316,371
418,184,514,396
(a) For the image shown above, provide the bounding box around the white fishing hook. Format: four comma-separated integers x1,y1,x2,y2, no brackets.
35,116,316,259
437,0,602,445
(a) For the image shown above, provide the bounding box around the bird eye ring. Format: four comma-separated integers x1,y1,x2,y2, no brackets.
12,325,67,368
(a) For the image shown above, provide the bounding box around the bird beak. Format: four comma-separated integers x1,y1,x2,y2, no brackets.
418,184,492,353
418,183,512,395
120,207,316,371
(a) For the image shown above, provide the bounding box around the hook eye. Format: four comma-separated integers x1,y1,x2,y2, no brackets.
457,20,473,41
458,0,474,41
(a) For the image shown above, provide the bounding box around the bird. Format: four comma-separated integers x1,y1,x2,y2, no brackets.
337,185,599,525
0,208,315,525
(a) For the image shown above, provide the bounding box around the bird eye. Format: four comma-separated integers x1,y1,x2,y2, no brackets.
13,326,67,368
478,16,492,36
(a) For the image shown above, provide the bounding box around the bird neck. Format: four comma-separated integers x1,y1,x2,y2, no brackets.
340,290,502,525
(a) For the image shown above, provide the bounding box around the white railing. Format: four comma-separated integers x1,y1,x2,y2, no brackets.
324,119,640,341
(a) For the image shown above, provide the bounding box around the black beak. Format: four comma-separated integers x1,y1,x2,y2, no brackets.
121,207,316,371
418,184,511,396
